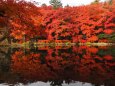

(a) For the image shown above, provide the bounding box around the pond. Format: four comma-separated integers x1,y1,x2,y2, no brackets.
0,46,115,86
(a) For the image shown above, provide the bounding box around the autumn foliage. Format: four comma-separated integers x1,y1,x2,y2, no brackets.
0,0,115,42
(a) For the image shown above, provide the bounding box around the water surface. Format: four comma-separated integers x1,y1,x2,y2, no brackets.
0,46,115,86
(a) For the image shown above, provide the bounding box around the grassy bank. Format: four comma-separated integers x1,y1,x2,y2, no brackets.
79,42,114,46
0,42,114,48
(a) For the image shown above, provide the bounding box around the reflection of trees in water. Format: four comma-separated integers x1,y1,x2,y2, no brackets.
0,47,11,72
50,80,75,86
0,47,20,85
0,46,115,86
50,80,63,86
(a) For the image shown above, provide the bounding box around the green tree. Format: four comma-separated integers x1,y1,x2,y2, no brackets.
65,4,70,7
49,0,62,9
108,0,113,5
41,3,47,7
91,0,100,4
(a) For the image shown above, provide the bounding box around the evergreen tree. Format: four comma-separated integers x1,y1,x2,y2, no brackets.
109,0,113,5
65,4,70,7
91,0,100,4
49,0,62,9
41,3,47,7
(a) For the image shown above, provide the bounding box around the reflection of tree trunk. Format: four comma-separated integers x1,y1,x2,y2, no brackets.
29,39,34,49
0,48,7,55
0,35,7,42
7,35,11,44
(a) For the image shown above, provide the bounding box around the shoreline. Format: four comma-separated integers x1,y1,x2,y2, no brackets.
0,42,114,48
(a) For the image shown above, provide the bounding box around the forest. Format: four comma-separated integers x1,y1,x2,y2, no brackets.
0,0,115,46
0,0,115,86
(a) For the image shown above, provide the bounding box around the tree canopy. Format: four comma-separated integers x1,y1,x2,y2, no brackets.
49,0,62,9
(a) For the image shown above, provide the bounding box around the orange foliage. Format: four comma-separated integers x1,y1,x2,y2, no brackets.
88,35,98,42
0,0,114,42
103,29,114,35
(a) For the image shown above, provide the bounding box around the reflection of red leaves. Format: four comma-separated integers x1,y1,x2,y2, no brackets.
80,39,86,43
88,47,98,54
10,45,115,82
83,54,91,59
98,46,108,50
99,39,108,42
95,56,103,61
104,55,113,60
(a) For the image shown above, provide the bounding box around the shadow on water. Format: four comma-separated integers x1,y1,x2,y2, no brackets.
0,46,115,86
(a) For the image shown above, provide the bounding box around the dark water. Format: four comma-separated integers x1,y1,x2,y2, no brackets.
0,46,115,86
